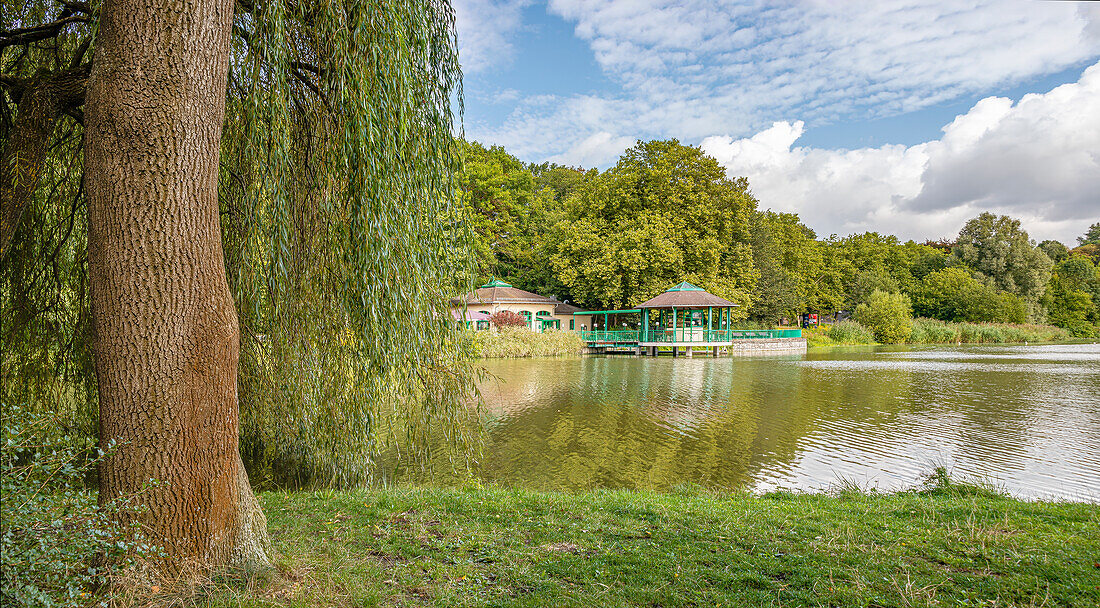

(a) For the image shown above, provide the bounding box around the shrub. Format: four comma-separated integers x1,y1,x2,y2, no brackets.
854,290,912,344
488,310,527,328
825,320,875,344
1,404,158,607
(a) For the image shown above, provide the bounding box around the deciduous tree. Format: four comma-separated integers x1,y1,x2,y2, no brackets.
953,213,1052,318
545,140,758,312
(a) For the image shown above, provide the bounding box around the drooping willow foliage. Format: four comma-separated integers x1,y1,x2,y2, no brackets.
1,0,97,448
2,0,482,488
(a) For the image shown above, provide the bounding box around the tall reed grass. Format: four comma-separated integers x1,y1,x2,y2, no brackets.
461,327,585,358
806,318,1071,347
909,318,1070,344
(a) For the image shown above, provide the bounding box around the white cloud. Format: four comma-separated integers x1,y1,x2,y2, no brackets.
453,0,529,74
701,62,1100,244
547,132,636,168
468,0,1100,168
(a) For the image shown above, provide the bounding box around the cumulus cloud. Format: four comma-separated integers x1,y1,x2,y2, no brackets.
547,132,636,168
468,0,1100,168
701,62,1100,244
453,0,529,74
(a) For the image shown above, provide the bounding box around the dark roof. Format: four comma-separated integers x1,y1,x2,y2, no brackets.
452,279,555,306
552,300,588,315
637,282,739,308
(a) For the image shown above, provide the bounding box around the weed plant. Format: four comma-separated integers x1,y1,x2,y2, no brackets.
1,405,159,607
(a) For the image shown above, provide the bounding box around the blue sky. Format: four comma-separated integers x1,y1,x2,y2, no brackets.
453,1,1100,242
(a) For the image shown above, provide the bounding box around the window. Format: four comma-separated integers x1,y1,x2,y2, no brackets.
536,310,551,317
570,319,575,330
476,320,490,330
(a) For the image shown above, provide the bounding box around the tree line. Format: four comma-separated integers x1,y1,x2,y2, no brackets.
457,139,1100,338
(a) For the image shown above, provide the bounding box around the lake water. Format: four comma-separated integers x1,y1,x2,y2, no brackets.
473,344,1100,501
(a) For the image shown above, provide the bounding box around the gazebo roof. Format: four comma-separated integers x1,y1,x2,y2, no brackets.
451,278,555,306
637,282,739,309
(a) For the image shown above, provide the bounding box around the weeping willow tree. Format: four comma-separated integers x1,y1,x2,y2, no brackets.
3,0,479,566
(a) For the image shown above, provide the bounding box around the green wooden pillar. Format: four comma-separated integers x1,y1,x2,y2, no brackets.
672,306,677,342
708,306,712,334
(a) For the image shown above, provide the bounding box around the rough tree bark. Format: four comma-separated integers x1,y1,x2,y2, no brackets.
84,0,270,567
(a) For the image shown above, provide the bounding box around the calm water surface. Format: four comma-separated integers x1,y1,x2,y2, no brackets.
473,344,1100,501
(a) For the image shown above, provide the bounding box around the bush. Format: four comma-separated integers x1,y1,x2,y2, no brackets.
825,320,875,344
854,290,912,344
488,310,528,328
1,404,157,607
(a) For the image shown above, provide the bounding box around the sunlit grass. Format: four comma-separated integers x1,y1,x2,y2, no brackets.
184,475,1098,607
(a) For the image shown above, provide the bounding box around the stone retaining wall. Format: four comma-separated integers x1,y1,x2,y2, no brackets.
725,337,807,353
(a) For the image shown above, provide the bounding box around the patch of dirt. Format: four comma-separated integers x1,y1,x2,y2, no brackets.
541,541,583,553
365,549,410,567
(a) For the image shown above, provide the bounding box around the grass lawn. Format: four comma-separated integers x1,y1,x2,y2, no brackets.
190,481,1099,607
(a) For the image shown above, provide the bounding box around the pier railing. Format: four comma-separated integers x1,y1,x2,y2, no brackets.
578,328,801,344
576,330,641,343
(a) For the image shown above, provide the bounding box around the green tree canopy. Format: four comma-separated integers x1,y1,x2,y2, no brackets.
1038,240,1070,264
456,140,558,291
911,268,1026,324
1044,255,1100,337
545,140,758,312
749,211,819,323
1078,222,1100,246
953,213,1052,318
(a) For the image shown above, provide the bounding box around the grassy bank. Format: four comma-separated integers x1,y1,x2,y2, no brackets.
461,327,585,358
170,478,1097,607
806,318,1073,347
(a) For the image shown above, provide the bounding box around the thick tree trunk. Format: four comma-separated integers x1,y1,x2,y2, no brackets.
84,0,270,567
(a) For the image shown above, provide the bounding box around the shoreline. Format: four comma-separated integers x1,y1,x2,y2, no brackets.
472,338,1091,359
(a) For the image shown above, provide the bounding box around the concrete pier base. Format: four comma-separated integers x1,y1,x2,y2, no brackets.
712,346,720,357
684,347,693,358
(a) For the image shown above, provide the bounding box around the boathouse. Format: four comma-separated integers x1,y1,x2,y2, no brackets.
450,278,591,332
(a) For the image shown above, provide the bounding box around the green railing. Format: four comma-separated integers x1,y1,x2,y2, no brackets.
579,328,802,344
577,330,641,343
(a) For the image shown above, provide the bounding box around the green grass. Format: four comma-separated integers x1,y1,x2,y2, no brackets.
190,480,1099,607
460,327,585,358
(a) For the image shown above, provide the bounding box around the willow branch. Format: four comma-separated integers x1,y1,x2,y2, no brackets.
0,66,88,261
0,15,90,50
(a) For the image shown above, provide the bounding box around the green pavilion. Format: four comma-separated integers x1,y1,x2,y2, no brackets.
578,282,800,356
